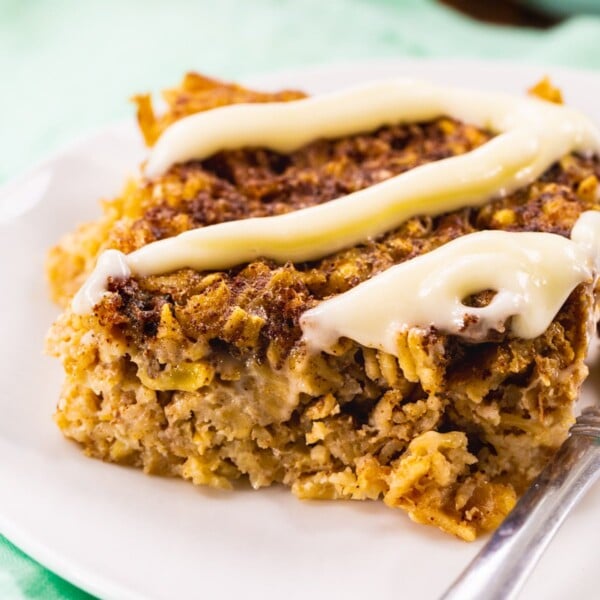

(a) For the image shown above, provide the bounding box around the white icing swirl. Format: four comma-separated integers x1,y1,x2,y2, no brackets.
300,211,600,353
71,79,600,352
144,79,599,178
71,249,131,315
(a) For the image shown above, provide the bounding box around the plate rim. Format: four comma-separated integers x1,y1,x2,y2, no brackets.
3,56,600,600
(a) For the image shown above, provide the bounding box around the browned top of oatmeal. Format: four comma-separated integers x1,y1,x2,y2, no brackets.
53,73,600,357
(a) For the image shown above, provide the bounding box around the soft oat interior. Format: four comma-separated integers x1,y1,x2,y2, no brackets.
46,73,600,540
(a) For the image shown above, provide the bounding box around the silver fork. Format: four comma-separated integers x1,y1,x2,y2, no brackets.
441,405,600,600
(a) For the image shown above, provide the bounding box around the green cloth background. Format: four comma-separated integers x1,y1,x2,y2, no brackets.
2,0,600,597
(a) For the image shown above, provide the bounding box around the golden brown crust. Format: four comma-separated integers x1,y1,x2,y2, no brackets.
45,112,494,307
133,72,305,146
528,76,564,104
46,73,600,540
91,147,600,361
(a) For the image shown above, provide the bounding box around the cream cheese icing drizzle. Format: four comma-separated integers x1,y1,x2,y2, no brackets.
144,79,600,178
71,250,131,315
72,79,600,350
84,82,599,278
300,211,600,354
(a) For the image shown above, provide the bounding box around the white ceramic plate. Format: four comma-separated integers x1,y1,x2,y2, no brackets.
2,59,600,600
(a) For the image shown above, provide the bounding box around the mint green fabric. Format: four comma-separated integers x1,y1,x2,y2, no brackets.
3,0,600,597
2,0,600,185
0,538,94,600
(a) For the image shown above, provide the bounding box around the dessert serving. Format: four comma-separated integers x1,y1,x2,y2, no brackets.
46,73,600,541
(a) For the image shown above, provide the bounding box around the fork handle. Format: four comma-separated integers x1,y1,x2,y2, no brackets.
441,406,600,600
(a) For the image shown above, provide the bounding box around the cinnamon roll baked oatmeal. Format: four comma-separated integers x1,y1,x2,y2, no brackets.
46,73,600,540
